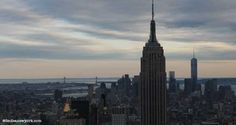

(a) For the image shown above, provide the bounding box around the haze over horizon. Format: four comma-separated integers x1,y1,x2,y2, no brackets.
0,0,236,78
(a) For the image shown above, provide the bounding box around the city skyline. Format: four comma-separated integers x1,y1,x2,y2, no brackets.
0,0,236,78
0,1,236,125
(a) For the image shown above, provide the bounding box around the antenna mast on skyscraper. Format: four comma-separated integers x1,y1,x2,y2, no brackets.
152,0,154,20
193,48,195,58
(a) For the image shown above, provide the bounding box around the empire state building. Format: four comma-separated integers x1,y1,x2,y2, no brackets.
140,0,166,125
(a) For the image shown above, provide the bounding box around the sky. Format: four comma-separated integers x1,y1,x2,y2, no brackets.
0,0,236,78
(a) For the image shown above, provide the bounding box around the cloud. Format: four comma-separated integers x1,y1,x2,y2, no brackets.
0,0,235,60
0,42,134,60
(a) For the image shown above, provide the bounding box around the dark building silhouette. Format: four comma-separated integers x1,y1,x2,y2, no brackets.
218,85,235,100
40,113,56,125
54,89,63,102
140,0,166,124
191,50,198,91
195,83,202,94
169,71,177,93
111,82,117,92
184,78,192,95
132,75,141,116
90,93,98,125
132,75,140,97
90,104,98,125
118,74,132,96
70,100,90,125
96,82,108,99
204,79,217,103
98,94,112,125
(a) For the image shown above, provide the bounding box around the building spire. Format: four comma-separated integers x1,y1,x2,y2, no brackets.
193,48,195,58
152,0,154,20
148,0,159,45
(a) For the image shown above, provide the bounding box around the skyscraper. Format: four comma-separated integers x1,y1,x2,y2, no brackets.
169,71,177,93
184,78,193,95
140,0,166,125
204,79,217,102
117,74,131,96
90,92,98,125
191,49,198,91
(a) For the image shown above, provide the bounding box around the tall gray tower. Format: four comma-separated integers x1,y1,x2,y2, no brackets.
191,49,198,91
140,0,167,124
